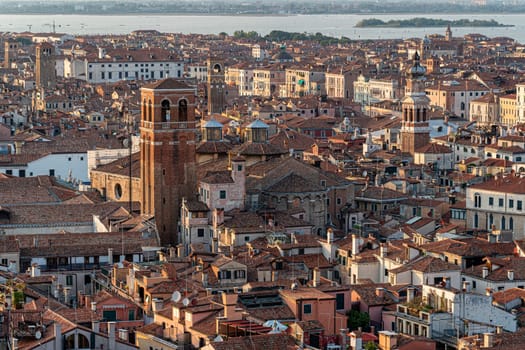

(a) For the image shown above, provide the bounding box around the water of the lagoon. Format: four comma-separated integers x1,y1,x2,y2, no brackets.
1,13,525,43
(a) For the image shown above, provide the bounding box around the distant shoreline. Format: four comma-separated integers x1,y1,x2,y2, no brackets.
3,11,525,17
355,18,513,28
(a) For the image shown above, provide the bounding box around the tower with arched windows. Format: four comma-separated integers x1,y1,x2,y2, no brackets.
207,57,226,115
400,52,431,156
140,78,197,245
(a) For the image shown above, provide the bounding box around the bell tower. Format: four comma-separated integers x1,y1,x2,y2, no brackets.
140,78,197,245
207,57,225,115
400,52,430,156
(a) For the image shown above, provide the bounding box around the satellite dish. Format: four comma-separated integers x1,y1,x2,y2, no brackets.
123,138,129,148
34,330,42,340
362,170,368,177
182,298,190,306
171,291,182,303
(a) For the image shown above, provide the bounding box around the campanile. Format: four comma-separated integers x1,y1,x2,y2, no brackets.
140,79,197,245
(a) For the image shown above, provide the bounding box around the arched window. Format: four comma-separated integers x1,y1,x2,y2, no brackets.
501,216,506,230
142,98,147,120
65,334,89,349
179,99,188,122
474,193,481,208
474,213,478,228
489,214,494,229
148,99,153,122
460,102,465,111
161,100,170,122
510,217,514,231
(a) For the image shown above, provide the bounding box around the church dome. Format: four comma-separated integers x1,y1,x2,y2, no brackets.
407,51,426,77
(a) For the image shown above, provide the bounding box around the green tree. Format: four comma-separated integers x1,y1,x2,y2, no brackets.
346,309,370,331
364,341,378,350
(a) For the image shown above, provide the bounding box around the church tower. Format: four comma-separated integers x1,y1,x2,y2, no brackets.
4,40,18,69
445,25,452,41
140,79,197,245
207,57,226,115
400,52,430,156
36,43,56,89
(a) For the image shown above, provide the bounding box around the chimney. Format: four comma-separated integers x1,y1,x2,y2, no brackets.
54,323,62,350
508,269,514,281
151,298,163,313
215,316,227,335
327,228,334,243
202,272,209,287
222,292,242,320
378,331,398,350
91,301,97,312
407,287,415,303
350,329,363,350
352,234,359,257
313,267,321,287
108,248,114,265
380,243,388,258
486,288,493,297
482,266,489,279
63,287,71,305
496,325,503,334
483,333,494,348
108,322,116,350
340,328,348,349
118,329,129,342
177,244,184,258
169,246,177,259
92,321,100,333
375,287,385,299
463,281,471,293
8,260,16,273
444,277,451,289
212,238,218,254
31,263,41,277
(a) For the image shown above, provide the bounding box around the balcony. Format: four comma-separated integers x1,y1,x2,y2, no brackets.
141,120,196,130
396,297,445,324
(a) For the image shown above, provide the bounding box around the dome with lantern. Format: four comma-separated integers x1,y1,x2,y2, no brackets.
407,51,426,78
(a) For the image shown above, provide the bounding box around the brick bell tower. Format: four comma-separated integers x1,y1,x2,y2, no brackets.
207,57,226,115
140,79,197,245
400,52,430,156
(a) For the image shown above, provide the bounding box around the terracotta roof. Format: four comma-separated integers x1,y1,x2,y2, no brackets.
469,175,525,193
390,256,461,274
465,257,525,281
208,333,297,350
265,173,324,193
415,143,452,154
91,152,140,178
236,142,287,156
201,170,234,184
351,283,397,306
420,238,515,258
492,287,525,305
196,141,233,154
142,78,193,90
0,175,78,206
14,231,159,258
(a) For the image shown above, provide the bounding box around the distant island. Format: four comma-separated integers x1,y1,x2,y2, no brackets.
355,18,513,28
